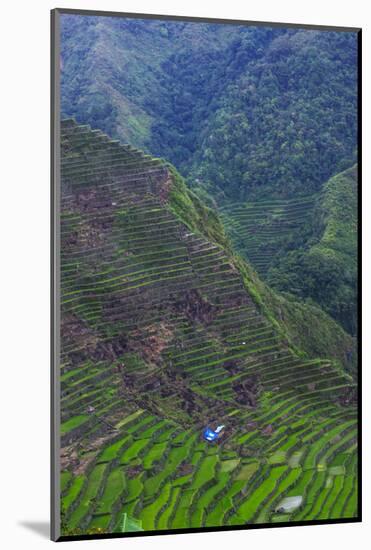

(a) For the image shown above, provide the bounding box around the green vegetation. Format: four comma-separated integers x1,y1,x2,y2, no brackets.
59,120,357,537
219,165,358,337
61,415,89,435
60,15,358,340
267,166,358,335
220,195,315,278
61,18,357,203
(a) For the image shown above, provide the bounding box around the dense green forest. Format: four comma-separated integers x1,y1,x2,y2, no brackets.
267,165,358,335
220,165,358,334
61,17,357,199
60,15,358,336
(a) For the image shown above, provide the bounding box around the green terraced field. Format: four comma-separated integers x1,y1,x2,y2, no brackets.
219,196,315,278
59,120,358,537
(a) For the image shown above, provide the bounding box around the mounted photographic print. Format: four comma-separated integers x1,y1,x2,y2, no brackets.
51,8,361,541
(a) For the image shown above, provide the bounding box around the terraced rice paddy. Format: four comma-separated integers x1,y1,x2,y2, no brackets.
59,120,358,536
219,196,315,278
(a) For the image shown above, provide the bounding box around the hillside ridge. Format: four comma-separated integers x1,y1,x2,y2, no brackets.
59,119,357,534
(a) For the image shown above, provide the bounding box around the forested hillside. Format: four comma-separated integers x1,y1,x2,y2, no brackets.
267,165,358,335
60,16,238,148
60,15,358,336
61,16,357,200
220,165,358,334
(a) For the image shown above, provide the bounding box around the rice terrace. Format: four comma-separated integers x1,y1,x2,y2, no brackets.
55,10,360,539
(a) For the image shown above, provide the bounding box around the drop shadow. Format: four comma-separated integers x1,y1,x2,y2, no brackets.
18,521,50,539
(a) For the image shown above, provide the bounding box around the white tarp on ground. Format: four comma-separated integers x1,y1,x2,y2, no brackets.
275,496,303,513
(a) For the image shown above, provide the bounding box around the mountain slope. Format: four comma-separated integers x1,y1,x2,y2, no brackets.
60,15,358,339
60,15,358,199
267,165,358,335
190,30,357,200
168,168,356,374
60,15,240,149
59,120,357,535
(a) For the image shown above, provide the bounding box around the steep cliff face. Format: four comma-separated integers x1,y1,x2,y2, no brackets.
59,120,357,535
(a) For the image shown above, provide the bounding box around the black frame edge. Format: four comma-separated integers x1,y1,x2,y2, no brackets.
54,7,361,32
51,7,61,543
356,27,362,523
57,517,361,542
